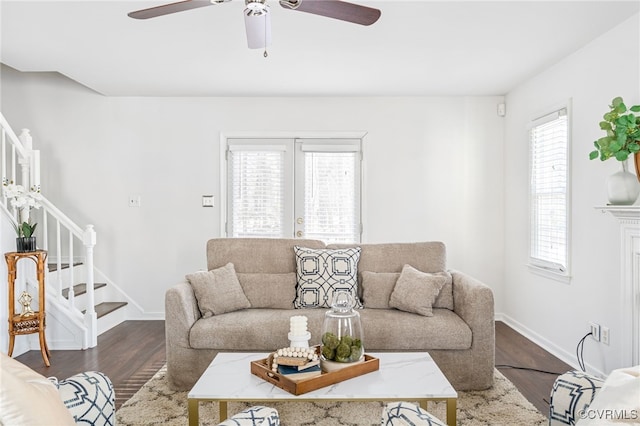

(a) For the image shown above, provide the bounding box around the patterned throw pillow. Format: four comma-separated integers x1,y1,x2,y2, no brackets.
293,246,362,309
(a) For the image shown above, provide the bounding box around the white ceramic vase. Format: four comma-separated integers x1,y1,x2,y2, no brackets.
607,160,640,205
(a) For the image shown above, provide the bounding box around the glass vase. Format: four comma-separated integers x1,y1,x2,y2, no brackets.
320,291,364,370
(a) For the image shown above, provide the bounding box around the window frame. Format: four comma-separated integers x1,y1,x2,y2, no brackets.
294,138,362,243
220,131,366,242
527,102,572,283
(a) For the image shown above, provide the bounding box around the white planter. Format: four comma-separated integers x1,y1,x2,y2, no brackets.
607,160,640,205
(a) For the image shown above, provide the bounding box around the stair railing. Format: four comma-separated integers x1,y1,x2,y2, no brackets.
1,112,98,348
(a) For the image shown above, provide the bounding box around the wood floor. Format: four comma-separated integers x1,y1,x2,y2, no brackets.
15,320,572,415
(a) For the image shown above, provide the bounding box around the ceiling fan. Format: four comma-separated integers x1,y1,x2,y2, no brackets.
128,0,381,55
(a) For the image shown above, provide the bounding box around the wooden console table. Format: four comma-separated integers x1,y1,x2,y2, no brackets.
5,250,50,366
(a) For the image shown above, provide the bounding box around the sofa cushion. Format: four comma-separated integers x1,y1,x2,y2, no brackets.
328,242,453,310
361,271,399,309
389,265,450,317
0,352,75,426
207,238,326,273
189,308,472,351
237,272,297,309
327,242,447,274
293,246,363,309
186,263,251,317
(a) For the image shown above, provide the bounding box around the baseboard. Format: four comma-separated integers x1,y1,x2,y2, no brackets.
124,311,165,321
495,313,606,378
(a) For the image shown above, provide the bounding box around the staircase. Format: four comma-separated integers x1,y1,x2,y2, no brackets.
1,112,129,350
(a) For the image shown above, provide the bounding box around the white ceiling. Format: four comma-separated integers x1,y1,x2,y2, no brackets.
1,0,638,97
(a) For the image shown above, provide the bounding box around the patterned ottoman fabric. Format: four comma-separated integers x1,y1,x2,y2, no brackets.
218,406,280,426
52,371,116,426
549,370,605,426
381,402,446,426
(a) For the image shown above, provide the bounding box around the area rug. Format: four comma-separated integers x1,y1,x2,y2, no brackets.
116,366,547,425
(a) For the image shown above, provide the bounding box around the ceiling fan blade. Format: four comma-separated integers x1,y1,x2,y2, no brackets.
128,0,214,20
279,0,380,26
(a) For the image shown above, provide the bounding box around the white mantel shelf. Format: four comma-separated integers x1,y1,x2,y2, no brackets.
595,205,640,222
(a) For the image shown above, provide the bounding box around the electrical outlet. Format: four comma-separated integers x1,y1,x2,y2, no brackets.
590,322,601,342
601,326,610,345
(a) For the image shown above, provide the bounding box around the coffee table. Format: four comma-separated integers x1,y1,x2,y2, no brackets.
188,351,457,426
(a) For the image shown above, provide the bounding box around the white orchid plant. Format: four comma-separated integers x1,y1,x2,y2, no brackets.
2,180,42,238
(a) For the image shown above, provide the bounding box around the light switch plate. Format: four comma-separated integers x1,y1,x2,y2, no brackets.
202,195,214,207
128,195,141,207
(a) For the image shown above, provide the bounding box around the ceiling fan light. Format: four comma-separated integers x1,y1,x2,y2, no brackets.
244,5,272,49
246,1,268,14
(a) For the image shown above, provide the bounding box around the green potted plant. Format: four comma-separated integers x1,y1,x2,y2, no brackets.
589,96,640,205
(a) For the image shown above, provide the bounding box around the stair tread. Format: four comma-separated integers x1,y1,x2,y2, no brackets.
62,283,107,299
48,262,83,272
83,302,128,319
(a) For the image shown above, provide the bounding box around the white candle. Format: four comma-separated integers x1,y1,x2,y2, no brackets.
289,315,308,337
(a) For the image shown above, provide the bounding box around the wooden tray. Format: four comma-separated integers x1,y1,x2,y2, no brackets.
251,354,379,395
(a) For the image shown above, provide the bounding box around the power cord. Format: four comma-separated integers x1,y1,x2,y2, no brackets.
576,331,592,372
496,331,594,376
495,365,566,375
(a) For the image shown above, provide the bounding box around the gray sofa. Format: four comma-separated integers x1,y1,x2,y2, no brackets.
166,238,495,391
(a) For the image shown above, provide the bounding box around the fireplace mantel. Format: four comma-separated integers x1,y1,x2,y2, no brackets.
596,205,639,366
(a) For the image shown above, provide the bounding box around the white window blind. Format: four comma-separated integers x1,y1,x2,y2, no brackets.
529,108,569,274
228,146,285,238
225,138,362,243
303,151,359,243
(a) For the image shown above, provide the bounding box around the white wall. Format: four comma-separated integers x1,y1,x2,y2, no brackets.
0,65,505,321
503,14,639,376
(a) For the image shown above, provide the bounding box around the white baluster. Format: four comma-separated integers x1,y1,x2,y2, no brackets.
67,229,75,309
42,210,49,252
83,224,97,348
31,150,40,190
56,220,63,298
18,129,31,189
2,128,6,186
11,144,16,184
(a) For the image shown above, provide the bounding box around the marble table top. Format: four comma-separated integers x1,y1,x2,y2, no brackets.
189,351,457,400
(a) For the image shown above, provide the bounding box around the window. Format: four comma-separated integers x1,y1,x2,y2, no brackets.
228,145,287,238
225,138,362,244
529,107,570,277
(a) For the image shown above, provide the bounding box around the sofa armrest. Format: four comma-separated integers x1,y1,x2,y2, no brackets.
165,281,201,348
450,270,495,348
